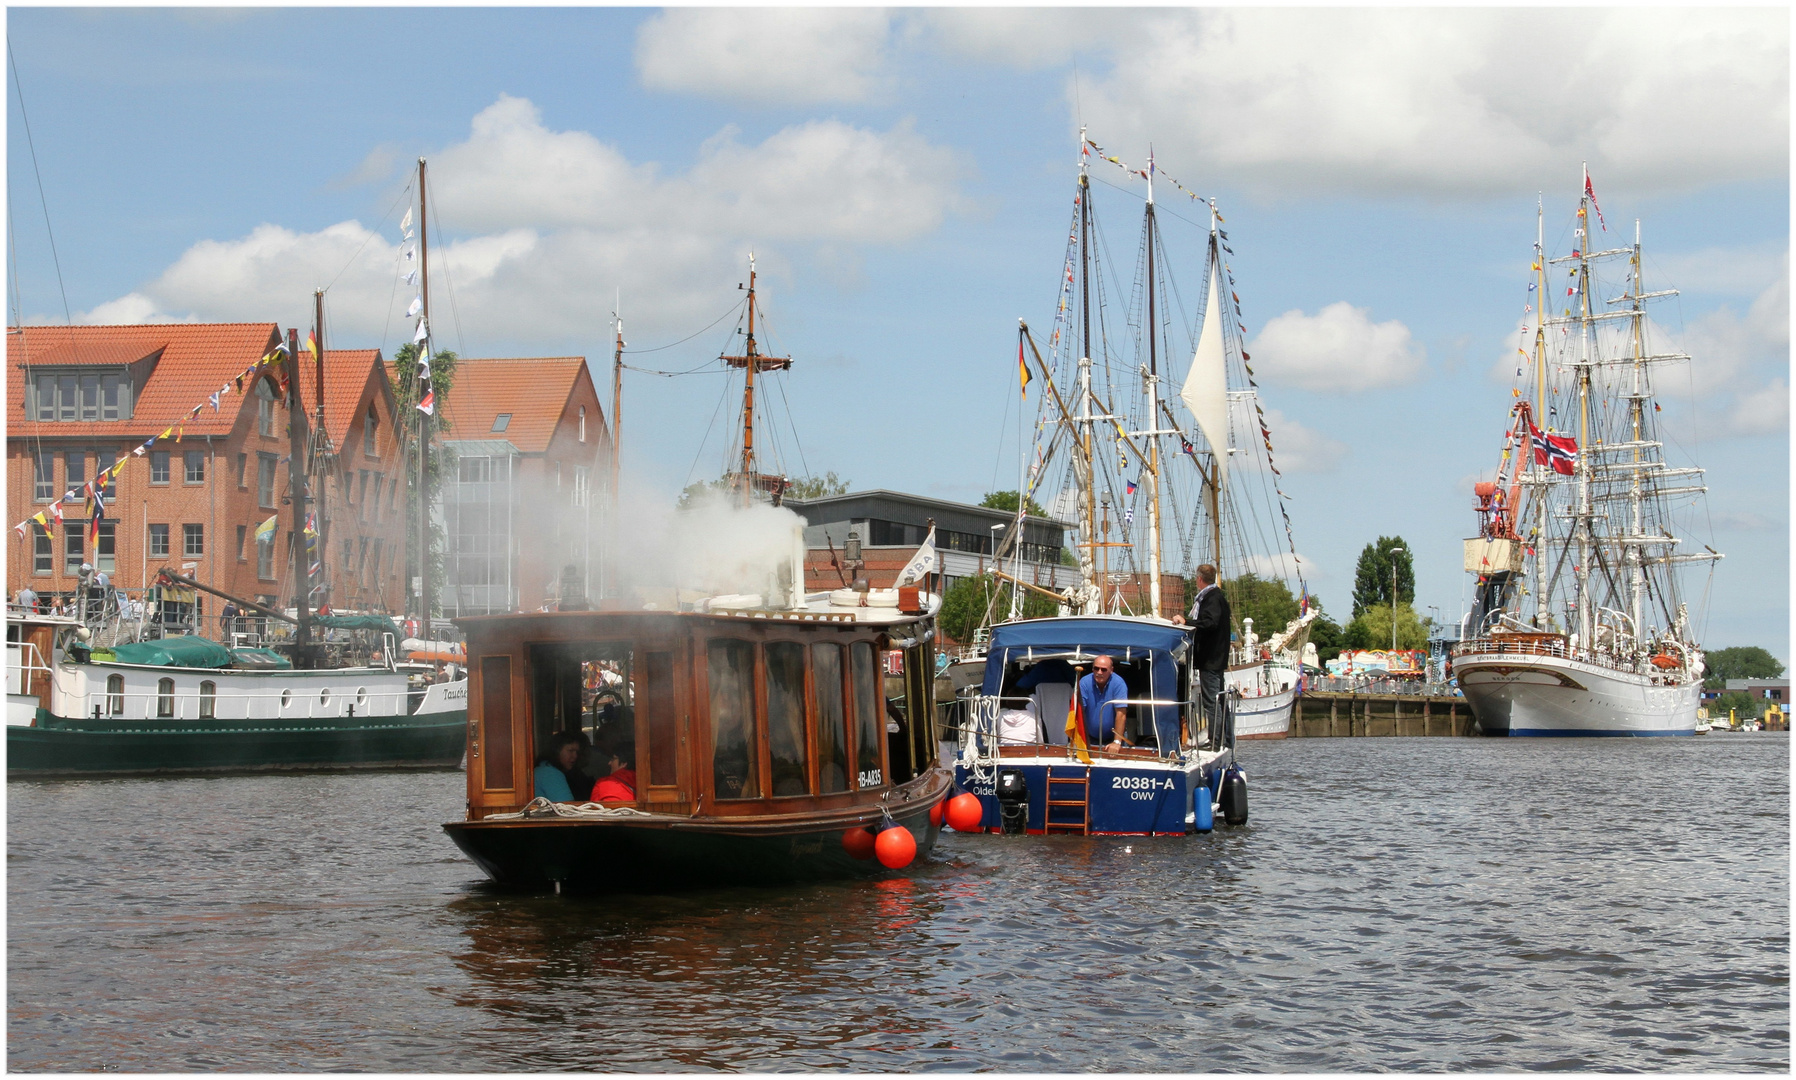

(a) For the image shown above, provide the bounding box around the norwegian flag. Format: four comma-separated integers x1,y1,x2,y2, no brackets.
1529,420,1577,475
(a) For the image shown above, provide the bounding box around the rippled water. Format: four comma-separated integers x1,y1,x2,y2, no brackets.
9,736,1788,1071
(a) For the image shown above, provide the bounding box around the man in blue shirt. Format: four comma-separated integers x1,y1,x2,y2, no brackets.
1078,654,1131,751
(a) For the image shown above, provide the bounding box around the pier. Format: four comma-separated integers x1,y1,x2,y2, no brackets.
1290,690,1477,737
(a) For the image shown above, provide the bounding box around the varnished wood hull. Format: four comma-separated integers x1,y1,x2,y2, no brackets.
443,769,949,891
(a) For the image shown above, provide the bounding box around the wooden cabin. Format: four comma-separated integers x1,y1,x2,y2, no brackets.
458,608,941,819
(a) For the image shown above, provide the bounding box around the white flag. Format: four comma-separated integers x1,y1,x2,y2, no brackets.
894,526,937,587
406,296,422,318
403,268,418,286
403,244,415,263
412,317,429,344
400,207,413,236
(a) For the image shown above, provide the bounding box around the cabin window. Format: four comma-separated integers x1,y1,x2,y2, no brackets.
156,678,175,718
641,651,676,789
106,674,124,715
481,656,515,792
764,641,810,796
812,643,849,794
906,641,936,779
851,642,883,788
707,639,761,800
199,680,216,719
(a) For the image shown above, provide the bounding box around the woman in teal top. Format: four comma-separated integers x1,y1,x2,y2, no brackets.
534,732,583,801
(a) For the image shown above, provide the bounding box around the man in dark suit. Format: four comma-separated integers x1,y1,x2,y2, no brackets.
1189,564,1231,747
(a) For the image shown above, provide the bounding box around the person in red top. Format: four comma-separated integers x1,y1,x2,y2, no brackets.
591,744,636,802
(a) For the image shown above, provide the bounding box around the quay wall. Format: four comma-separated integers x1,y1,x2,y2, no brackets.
1290,691,1477,737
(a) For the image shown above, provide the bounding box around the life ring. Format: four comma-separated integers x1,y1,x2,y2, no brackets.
1650,654,1679,670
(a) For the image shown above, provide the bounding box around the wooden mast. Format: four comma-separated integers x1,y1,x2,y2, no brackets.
415,157,431,631
721,256,790,506
313,288,329,610
286,326,312,665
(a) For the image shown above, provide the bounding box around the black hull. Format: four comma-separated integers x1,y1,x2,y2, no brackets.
444,780,946,892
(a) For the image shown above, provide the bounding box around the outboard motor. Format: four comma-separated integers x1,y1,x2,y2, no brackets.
995,769,1029,834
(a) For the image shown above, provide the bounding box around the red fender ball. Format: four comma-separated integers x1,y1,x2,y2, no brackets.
875,825,917,869
945,792,984,833
928,800,946,828
842,827,877,860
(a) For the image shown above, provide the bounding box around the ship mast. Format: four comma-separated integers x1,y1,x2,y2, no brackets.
721,255,791,506
1141,149,1164,619
413,157,432,631
1531,195,1549,625
1573,162,1595,648
1627,217,1647,643
1075,132,1099,615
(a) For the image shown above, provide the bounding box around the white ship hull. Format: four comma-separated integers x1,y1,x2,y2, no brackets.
1227,663,1297,740
1455,645,1699,736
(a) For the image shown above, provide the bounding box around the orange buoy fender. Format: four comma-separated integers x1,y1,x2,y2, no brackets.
945,792,984,832
842,827,877,860
875,825,917,869
1651,654,1678,670
928,799,946,829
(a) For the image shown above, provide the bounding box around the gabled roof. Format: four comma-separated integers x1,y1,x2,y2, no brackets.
10,322,283,439
293,348,389,450
432,356,592,454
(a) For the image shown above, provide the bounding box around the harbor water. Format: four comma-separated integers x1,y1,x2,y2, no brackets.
8,736,1787,1071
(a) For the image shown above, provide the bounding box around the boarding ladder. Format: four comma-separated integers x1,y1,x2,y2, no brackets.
1045,765,1090,835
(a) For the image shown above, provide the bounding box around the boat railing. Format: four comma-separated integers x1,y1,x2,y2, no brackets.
1452,636,1570,661
7,640,52,698
959,692,1203,782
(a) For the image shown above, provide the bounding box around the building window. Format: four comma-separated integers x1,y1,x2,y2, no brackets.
150,451,170,485
236,453,247,488
106,674,125,716
33,452,54,501
573,466,590,508
33,370,131,421
371,539,384,585
491,413,511,433
236,525,247,562
156,677,175,718
96,448,116,478
183,524,205,558
364,405,378,456
258,454,278,508
65,528,85,573
184,450,205,484
358,470,370,519
32,524,52,575
257,533,274,580
96,522,116,573
371,475,384,522
66,451,86,490
460,456,492,483
579,405,586,443
149,524,170,558
198,681,216,719
256,378,277,437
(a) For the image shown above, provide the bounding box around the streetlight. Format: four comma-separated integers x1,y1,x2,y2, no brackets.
1389,548,1405,653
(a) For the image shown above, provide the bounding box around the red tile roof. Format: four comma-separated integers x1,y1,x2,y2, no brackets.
428,356,593,454
292,348,389,450
10,322,284,440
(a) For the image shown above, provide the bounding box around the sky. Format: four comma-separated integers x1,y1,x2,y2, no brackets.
5,7,1789,664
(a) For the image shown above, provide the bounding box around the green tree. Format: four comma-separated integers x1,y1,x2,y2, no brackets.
980,490,1048,518
1351,537,1415,619
786,471,851,500
676,478,732,509
1309,613,1348,665
1703,645,1786,689
1345,602,1430,651
1222,573,1299,638
390,343,458,617
938,573,1056,643
1708,691,1767,721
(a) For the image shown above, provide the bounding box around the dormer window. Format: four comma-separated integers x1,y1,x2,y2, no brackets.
32,369,132,421
579,405,586,443
364,404,378,456
491,413,511,433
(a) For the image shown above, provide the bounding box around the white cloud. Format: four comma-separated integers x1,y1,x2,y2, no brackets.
1249,302,1425,391
1240,551,1313,583
635,8,895,105
1048,8,1788,198
1731,379,1789,434
74,96,970,350
1244,406,1347,473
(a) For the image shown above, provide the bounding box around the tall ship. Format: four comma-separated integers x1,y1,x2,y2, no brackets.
1452,168,1721,736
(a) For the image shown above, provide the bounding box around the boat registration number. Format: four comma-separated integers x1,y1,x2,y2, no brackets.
1112,775,1176,797
858,768,883,788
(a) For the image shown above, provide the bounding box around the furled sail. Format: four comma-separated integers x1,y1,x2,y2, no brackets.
1180,257,1229,492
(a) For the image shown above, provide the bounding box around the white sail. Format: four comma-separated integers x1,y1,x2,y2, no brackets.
1181,259,1229,492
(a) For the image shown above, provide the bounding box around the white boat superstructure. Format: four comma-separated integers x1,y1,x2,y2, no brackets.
1453,169,1720,736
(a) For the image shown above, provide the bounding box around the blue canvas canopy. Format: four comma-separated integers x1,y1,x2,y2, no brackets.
982,617,1190,748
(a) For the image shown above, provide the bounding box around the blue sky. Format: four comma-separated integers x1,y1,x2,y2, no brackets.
7,7,1789,663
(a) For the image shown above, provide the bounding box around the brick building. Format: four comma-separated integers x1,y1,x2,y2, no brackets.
8,324,411,619
432,357,610,615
